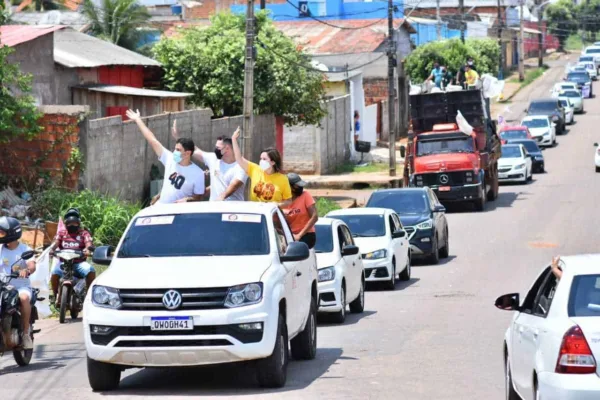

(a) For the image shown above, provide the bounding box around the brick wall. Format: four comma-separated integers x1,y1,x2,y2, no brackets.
0,106,88,189
364,78,389,106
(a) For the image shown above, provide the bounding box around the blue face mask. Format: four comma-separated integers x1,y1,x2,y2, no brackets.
173,150,183,164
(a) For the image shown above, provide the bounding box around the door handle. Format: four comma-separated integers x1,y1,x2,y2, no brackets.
352,262,356,266
296,271,302,277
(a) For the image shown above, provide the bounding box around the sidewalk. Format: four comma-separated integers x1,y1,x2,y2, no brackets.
303,168,403,190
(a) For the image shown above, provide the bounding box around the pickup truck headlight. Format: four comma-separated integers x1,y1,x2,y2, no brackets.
514,163,526,170
318,267,335,282
92,285,122,309
224,283,263,308
416,219,433,230
363,249,387,260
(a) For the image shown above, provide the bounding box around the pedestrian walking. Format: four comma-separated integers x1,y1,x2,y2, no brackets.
282,173,318,248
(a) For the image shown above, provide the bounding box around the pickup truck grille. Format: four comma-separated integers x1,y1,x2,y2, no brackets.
416,171,466,187
119,288,229,311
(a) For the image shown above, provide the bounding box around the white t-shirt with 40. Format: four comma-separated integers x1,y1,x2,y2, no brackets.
158,149,205,204
202,152,248,201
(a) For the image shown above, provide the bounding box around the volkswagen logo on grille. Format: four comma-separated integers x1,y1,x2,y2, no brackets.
439,174,449,184
162,290,182,310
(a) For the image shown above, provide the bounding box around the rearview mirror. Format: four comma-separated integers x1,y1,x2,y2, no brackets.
495,293,520,311
434,205,446,213
20,250,35,261
92,245,115,266
341,245,360,256
280,241,310,263
392,229,406,239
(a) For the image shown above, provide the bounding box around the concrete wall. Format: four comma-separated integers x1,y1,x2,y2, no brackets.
283,95,351,175
81,110,276,201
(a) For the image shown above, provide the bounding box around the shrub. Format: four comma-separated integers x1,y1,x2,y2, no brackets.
29,188,141,247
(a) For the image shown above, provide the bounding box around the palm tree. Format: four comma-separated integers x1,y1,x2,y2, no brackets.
82,0,151,51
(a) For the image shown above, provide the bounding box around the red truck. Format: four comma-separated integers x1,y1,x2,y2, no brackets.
402,89,501,211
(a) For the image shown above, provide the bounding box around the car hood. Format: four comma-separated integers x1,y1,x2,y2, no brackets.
95,256,273,289
414,153,479,173
316,252,341,269
353,236,389,254
398,213,431,227
527,127,550,137
499,158,523,167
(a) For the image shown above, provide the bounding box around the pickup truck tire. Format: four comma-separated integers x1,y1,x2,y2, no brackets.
331,284,346,324
474,186,486,211
257,313,288,388
487,168,499,202
87,357,121,392
290,297,317,360
349,279,365,313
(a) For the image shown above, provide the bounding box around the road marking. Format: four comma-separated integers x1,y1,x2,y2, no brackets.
528,242,559,248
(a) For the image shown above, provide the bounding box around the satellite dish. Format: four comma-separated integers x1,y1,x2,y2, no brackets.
40,11,62,25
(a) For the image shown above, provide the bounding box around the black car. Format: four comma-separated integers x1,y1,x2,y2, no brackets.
505,139,545,173
365,188,449,264
526,99,566,134
566,71,593,98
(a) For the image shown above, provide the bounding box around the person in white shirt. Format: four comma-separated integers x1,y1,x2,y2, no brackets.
126,109,205,204
172,121,247,201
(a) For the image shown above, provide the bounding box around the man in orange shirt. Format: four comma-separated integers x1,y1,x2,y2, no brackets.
282,173,318,249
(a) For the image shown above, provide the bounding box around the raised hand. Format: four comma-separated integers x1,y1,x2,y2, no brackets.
232,126,241,141
172,119,179,139
126,109,141,121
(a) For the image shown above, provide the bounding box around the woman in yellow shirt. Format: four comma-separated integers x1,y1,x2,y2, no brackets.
232,128,292,206
465,65,479,87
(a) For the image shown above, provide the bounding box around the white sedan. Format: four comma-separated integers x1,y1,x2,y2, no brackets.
521,116,556,147
578,62,598,80
559,89,584,113
552,82,579,97
595,143,600,172
326,207,410,290
497,254,600,400
314,218,365,323
498,144,533,184
558,97,575,124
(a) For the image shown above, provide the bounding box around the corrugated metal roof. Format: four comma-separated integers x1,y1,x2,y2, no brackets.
0,25,65,47
77,84,192,98
54,29,161,67
274,19,415,55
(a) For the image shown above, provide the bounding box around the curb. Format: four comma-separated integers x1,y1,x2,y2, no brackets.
305,177,403,190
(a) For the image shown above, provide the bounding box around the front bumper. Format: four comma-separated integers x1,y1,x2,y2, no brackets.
317,274,343,313
407,228,435,256
362,258,393,282
538,371,600,400
532,159,545,171
498,167,526,182
83,301,277,367
430,183,482,203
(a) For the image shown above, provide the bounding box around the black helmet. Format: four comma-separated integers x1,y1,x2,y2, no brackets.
0,217,22,244
64,207,81,225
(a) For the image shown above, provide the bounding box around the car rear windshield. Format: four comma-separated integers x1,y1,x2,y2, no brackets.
330,215,386,237
314,224,334,253
500,146,522,158
567,72,590,82
513,140,540,153
563,90,580,98
501,129,528,140
366,191,429,215
586,48,600,54
529,102,556,112
568,274,600,317
117,213,270,257
522,118,549,128
416,136,474,156
580,56,594,62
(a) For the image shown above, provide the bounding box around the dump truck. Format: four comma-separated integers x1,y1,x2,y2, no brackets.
403,89,501,211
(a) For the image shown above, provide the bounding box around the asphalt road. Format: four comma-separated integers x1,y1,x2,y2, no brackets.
2,54,599,400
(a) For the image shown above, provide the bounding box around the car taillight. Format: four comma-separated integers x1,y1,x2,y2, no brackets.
555,325,597,374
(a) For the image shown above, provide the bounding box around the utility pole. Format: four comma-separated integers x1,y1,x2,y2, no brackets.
242,0,255,158
497,0,504,79
397,59,408,140
436,0,441,40
260,0,265,9
388,0,396,177
459,0,465,43
537,1,543,68
518,0,525,81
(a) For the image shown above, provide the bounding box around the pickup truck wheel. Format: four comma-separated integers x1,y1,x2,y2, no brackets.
257,313,288,388
331,284,346,324
87,357,121,392
474,189,485,212
349,279,365,313
290,297,317,360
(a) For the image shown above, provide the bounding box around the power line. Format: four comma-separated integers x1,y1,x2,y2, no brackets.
283,0,393,30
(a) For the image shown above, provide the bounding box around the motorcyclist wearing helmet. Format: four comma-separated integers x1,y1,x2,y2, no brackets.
0,217,37,349
50,208,96,308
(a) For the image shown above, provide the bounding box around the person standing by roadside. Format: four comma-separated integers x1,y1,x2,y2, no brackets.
232,127,292,207
171,121,247,201
354,110,361,143
282,173,318,249
126,109,205,204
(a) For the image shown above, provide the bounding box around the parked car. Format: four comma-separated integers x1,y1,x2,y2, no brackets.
365,188,449,265
498,144,533,184
555,89,584,113
499,125,533,144
86,202,318,390
582,45,600,70
552,82,580,97
579,55,596,68
565,71,593,98
325,208,410,290
577,62,598,80
314,218,365,323
521,115,556,147
525,99,565,134
505,139,545,173
594,143,600,173
496,254,600,400
557,97,575,124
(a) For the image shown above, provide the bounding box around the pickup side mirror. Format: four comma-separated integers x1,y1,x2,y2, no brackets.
495,293,520,311
434,205,446,213
93,245,115,266
20,250,35,261
280,241,310,263
341,245,360,256
392,229,406,239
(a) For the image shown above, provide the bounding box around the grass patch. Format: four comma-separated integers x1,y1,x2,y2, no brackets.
334,162,389,174
565,34,585,52
315,197,341,217
507,67,548,87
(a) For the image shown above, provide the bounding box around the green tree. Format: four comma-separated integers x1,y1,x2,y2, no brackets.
466,38,500,76
0,41,43,142
154,11,326,125
0,1,8,24
576,0,600,42
82,0,151,51
545,0,577,51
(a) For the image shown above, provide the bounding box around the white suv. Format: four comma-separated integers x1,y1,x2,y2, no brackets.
85,202,318,391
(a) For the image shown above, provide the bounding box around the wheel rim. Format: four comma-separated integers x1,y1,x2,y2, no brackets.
309,313,316,346
406,255,411,276
340,288,345,317
279,332,285,367
360,282,364,306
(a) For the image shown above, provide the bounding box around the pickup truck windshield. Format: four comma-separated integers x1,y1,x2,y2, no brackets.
416,136,474,156
523,119,549,128
314,224,334,253
118,213,270,257
330,215,386,238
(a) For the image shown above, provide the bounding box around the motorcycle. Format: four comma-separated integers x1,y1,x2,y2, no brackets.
0,250,43,366
54,248,94,323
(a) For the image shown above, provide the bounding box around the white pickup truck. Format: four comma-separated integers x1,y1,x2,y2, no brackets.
85,201,318,390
